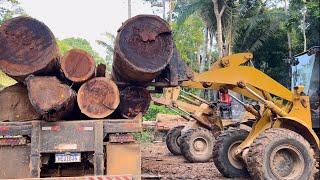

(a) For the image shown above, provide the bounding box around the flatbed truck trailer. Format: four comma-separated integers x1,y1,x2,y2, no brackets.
0,114,143,179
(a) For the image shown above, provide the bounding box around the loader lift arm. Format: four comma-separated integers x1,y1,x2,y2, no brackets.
180,53,319,152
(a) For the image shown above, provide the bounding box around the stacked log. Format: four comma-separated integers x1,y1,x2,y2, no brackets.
0,16,59,82
77,77,120,118
0,15,174,122
25,75,76,121
0,84,40,121
112,15,173,85
95,64,107,77
60,49,95,83
117,86,151,118
111,15,173,117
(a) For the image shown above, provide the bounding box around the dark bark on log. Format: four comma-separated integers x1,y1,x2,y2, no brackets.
77,77,120,118
95,64,107,77
60,49,95,83
0,16,59,82
25,75,76,121
0,83,41,121
112,15,173,85
117,86,151,118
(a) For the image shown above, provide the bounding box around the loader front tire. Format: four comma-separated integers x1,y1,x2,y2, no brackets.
212,129,250,178
180,128,214,163
166,126,184,155
247,128,317,180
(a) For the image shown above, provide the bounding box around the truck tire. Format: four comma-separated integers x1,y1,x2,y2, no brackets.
166,126,184,155
247,128,317,180
180,128,214,163
212,129,250,178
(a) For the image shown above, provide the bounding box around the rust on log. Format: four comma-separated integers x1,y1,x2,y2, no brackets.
117,86,151,118
0,16,59,82
0,83,40,121
77,77,120,118
60,49,95,83
112,15,173,84
25,75,76,121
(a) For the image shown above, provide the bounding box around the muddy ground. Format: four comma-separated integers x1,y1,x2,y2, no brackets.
141,142,245,180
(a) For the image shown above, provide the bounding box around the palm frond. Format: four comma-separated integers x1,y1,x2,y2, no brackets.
249,21,280,52
96,40,114,52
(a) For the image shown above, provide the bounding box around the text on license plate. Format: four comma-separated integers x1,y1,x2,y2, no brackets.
55,153,81,163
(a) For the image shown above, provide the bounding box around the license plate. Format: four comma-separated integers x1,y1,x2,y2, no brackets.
55,153,81,163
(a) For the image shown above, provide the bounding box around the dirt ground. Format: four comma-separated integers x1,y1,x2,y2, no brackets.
141,142,242,180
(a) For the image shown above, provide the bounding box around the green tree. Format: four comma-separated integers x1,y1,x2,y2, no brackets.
0,0,24,24
57,37,107,65
96,32,116,68
172,15,205,72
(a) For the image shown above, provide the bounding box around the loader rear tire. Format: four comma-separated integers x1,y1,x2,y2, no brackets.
212,129,250,178
166,126,184,155
247,128,317,180
180,128,214,163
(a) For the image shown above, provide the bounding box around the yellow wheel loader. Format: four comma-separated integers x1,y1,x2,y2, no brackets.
178,47,319,179
152,87,255,163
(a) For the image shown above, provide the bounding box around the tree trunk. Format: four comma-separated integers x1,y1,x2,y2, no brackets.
162,0,166,20
200,28,209,73
0,16,59,82
128,0,132,18
117,86,151,118
77,77,120,118
96,63,107,77
112,15,173,85
302,5,307,51
26,75,76,121
0,83,41,122
212,0,226,58
60,49,95,84
284,0,292,58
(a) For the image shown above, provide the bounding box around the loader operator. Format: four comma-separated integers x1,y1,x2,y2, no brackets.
219,88,232,119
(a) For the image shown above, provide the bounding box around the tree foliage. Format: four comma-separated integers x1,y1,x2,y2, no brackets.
172,15,205,71
96,32,116,68
0,0,24,24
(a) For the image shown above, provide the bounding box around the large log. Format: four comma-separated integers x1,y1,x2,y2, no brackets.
0,16,59,82
60,49,95,83
117,86,151,118
25,75,76,121
77,77,120,118
0,83,40,121
112,15,173,85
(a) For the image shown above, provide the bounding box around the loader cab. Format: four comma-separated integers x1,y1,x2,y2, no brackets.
291,46,319,129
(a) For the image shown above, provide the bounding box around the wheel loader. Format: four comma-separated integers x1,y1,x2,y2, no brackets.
152,86,255,163
176,47,319,179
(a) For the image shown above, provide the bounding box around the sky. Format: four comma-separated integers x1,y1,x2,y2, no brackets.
19,0,160,57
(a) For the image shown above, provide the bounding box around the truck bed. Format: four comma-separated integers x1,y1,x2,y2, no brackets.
0,114,142,179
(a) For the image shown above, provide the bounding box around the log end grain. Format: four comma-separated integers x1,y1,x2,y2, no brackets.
26,75,76,120
60,49,95,83
0,83,40,121
117,86,151,118
77,77,120,118
112,15,173,83
95,63,107,77
0,16,59,81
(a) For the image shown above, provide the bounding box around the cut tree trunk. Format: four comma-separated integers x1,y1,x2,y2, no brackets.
112,15,173,85
25,75,76,121
77,77,120,118
95,63,107,77
0,83,40,122
117,86,151,118
0,16,59,82
60,49,95,83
